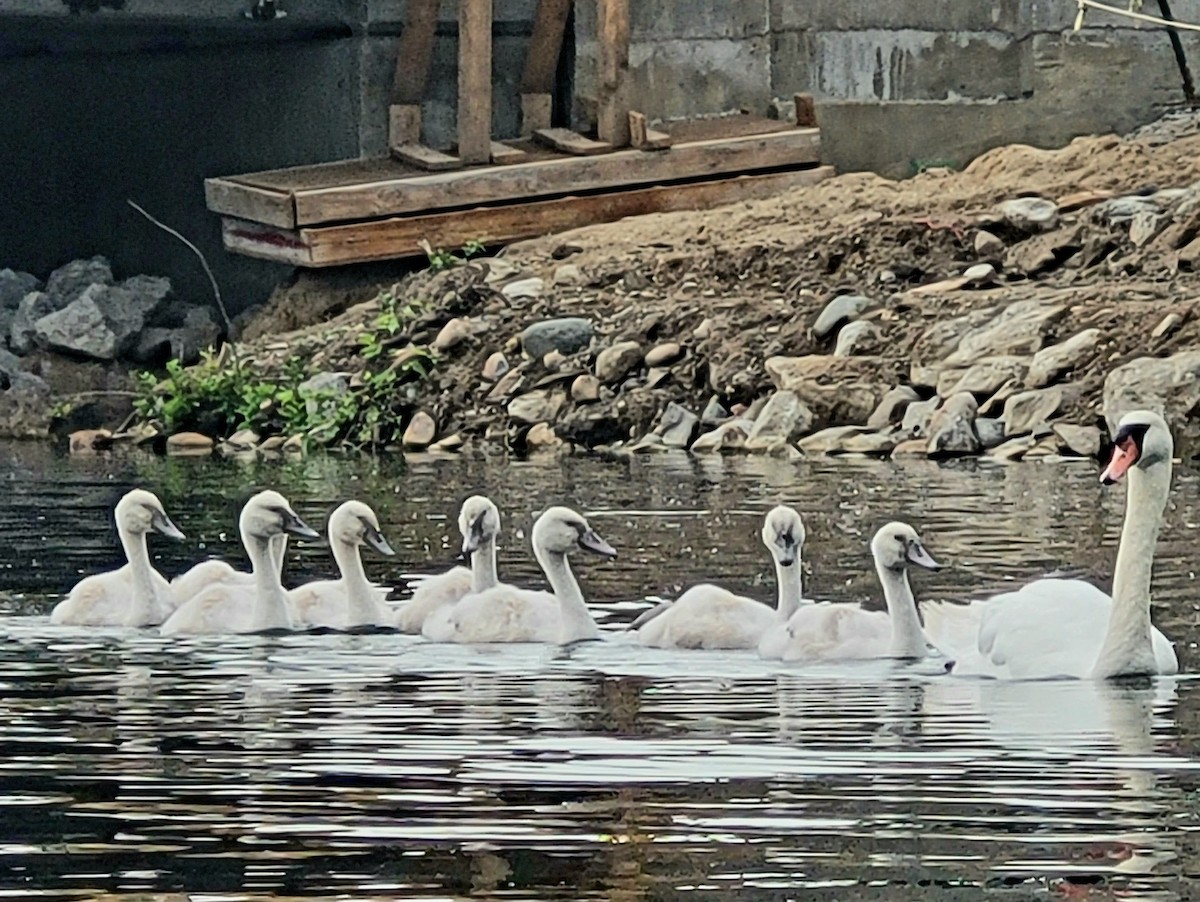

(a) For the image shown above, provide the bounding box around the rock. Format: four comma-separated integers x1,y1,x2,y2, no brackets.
700,395,729,427
258,435,286,453
433,317,473,351
745,390,815,452
507,389,565,425
10,291,54,354
570,373,601,403
974,417,1006,449
833,321,875,356
68,428,113,454
1095,195,1159,223
594,341,643,383
1151,313,1183,341
225,428,260,451
940,357,1028,398
1002,387,1064,436
997,197,1058,232
692,318,713,340
1129,211,1161,247
482,351,510,381
501,276,545,300
765,356,903,428
0,309,13,346
812,294,873,339
657,402,699,448
429,432,464,452
552,264,584,286
403,411,437,448
282,434,305,454
867,386,920,429
33,289,123,360
1026,329,1100,388
525,422,562,450
963,263,997,286
690,418,754,453
520,317,594,359
0,270,39,309
166,432,214,455
1102,351,1200,450
891,438,930,458
798,425,895,456
973,230,1005,258
133,307,220,366
120,274,172,322
481,258,520,284
628,433,667,454
44,255,113,308
644,342,683,367
901,395,940,437
542,349,567,370
1053,423,1102,457
940,299,1066,368
988,435,1038,461
926,392,979,457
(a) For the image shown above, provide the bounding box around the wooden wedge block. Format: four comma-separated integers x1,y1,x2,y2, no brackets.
521,92,553,136
533,128,613,156
628,111,671,151
793,92,817,128
391,143,463,171
388,104,423,149
490,142,528,165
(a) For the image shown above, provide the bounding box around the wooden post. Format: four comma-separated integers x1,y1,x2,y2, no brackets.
457,0,493,165
389,0,443,148
628,110,671,150
520,0,572,134
793,93,817,128
596,0,631,147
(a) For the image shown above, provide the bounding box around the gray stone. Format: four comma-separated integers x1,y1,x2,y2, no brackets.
136,307,221,365
33,291,124,360
0,364,51,437
594,340,643,383
798,425,895,456
1103,351,1200,452
746,390,815,452
997,197,1058,232
988,435,1038,461
433,317,473,351
867,385,920,429
10,291,54,354
1027,328,1100,388
1053,423,1102,457
299,371,351,421
525,422,562,450
765,355,902,428
482,351,510,381
926,392,980,457
520,317,594,360
901,395,941,437
1151,314,1183,341
501,276,545,300
833,320,875,356
700,395,729,427
120,274,172,322
44,255,113,309
973,230,1005,258
403,411,437,448
891,438,930,458
570,373,600,403
0,309,13,349
1002,387,1064,436
942,299,1066,368
507,389,565,425
963,262,997,286
940,356,1028,397
644,342,683,367
690,418,754,453
552,263,584,286
1095,195,1159,224
812,293,874,339
0,269,39,310
1128,211,1162,247
975,417,1006,449
658,402,699,448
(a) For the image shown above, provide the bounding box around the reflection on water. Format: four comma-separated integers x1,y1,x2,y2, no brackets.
0,443,1198,899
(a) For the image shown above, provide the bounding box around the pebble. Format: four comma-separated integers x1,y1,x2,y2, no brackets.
433,317,473,351
963,263,997,286
166,432,214,455
482,351,510,381
402,411,437,448
1151,312,1183,340
501,276,545,300
571,374,601,403
692,318,713,340
644,342,683,367
973,229,1005,257
525,422,562,449
594,341,643,383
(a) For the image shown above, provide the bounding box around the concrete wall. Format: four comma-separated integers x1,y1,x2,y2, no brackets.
2,0,1198,313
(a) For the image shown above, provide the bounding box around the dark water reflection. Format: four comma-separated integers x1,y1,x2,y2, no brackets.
0,443,1199,899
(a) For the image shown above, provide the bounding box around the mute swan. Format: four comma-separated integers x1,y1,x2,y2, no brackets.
422,505,616,645
396,495,501,633
633,506,807,652
169,535,288,608
290,500,396,629
160,490,319,636
923,409,1178,680
771,522,941,662
51,489,185,627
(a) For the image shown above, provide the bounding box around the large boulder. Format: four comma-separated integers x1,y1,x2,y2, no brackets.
926,392,980,457
1027,328,1100,388
941,299,1066,368
44,255,113,309
1103,352,1200,455
133,306,220,365
745,390,815,452
764,355,903,428
0,350,51,438
0,269,40,310
520,317,594,360
34,281,169,361
1002,387,1065,436
9,291,55,354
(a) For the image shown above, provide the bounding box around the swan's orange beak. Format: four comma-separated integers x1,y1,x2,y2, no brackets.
1100,439,1138,485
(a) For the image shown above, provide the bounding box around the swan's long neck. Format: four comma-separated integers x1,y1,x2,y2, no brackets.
537,547,599,644
332,538,378,623
774,560,803,621
471,535,499,593
120,528,158,627
249,532,295,631
1092,460,1170,679
876,560,927,659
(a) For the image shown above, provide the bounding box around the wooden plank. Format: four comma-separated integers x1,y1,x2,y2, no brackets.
628,111,671,151
533,127,613,155
293,127,821,225
388,103,422,148
391,0,442,104
521,91,553,136
596,0,631,147
490,142,528,165
457,0,493,165
521,0,572,93
391,143,462,171
204,178,295,229
793,92,817,128
222,218,314,266
293,167,836,267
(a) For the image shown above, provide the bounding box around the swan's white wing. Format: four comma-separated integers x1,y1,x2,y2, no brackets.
636,584,776,650
427,584,559,644
778,602,891,662
52,564,174,627
290,578,395,630
396,566,473,633
169,559,243,609
160,583,252,636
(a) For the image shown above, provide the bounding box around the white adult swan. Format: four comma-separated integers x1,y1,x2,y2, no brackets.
51,488,185,627
923,409,1178,680
632,506,807,652
422,505,615,645
160,490,319,636
396,496,502,633
290,500,396,629
771,522,941,662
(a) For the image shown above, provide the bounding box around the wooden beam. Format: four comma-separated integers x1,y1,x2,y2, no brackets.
391,0,442,104
457,0,493,165
521,0,572,94
204,178,295,229
391,143,462,171
291,127,821,225
490,142,528,165
628,111,671,151
222,167,836,267
533,127,613,156
521,91,553,136
793,92,817,128
596,0,631,147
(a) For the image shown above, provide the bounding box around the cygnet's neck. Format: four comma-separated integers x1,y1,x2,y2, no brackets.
1093,459,1170,678
536,546,598,644
331,536,380,624
248,532,295,631
774,558,804,621
471,534,499,594
875,559,927,659
119,526,159,627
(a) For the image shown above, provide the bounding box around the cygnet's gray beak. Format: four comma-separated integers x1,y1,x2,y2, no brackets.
906,540,941,571
152,509,185,541
461,517,485,557
363,523,395,556
283,509,320,540
777,543,797,567
578,528,617,559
